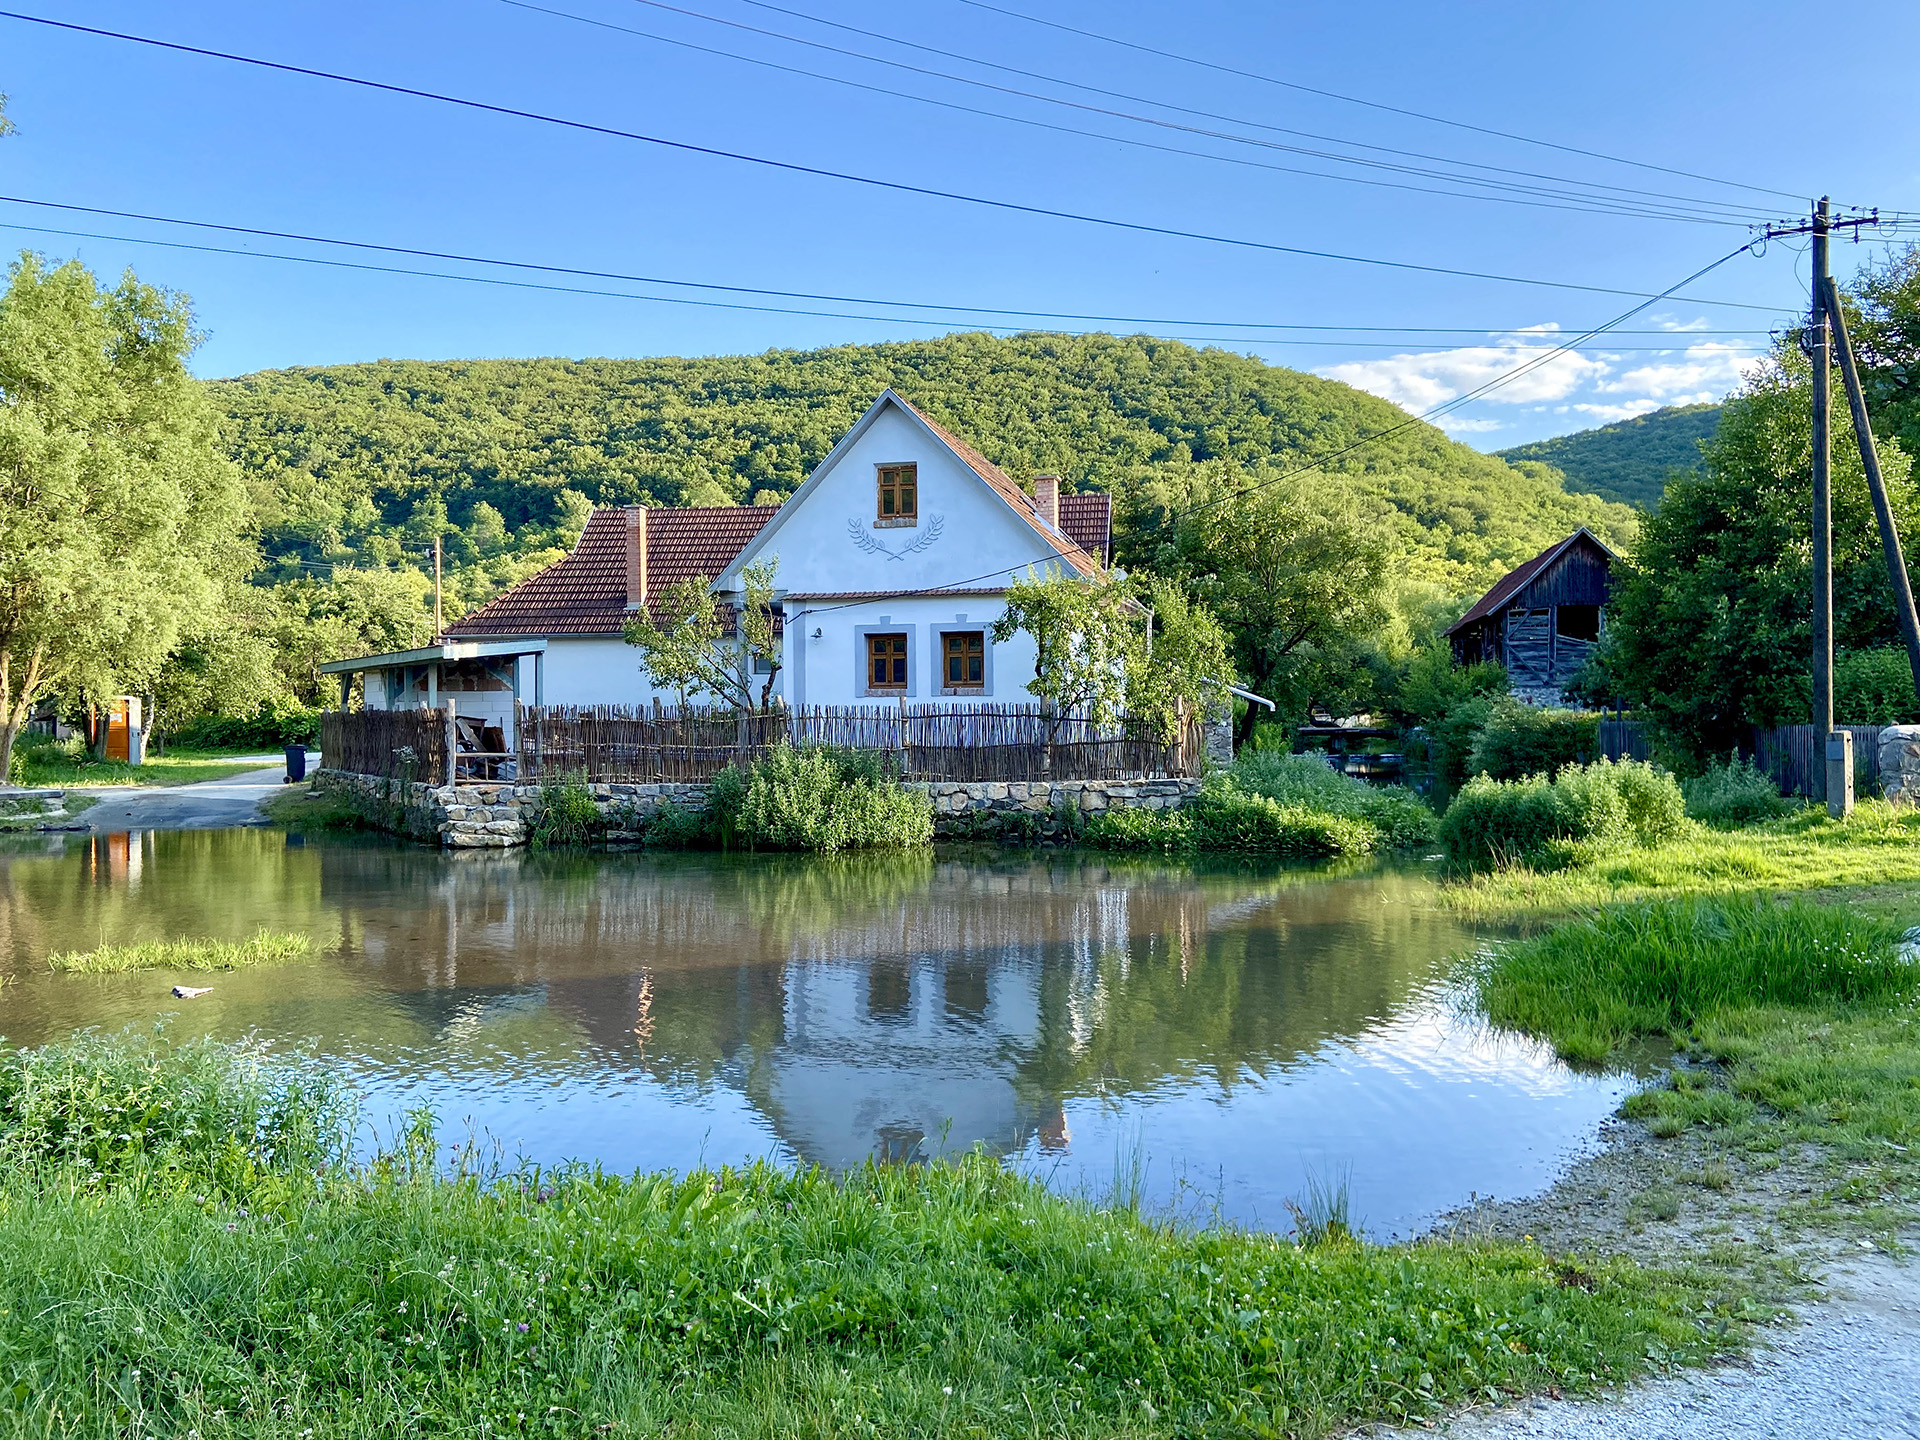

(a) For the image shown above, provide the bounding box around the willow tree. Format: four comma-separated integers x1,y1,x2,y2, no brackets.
0,254,251,777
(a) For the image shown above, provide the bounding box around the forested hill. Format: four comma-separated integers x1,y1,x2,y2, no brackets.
1497,403,1721,510
213,332,1633,597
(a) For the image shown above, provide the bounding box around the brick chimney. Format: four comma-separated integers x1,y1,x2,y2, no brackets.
624,506,648,612
1031,474,1060,532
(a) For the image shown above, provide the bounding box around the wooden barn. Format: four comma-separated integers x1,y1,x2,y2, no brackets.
1446,528,1616,705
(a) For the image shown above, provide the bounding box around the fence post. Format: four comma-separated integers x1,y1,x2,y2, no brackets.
444,698,457,787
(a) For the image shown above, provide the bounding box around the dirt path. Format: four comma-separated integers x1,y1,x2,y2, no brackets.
73,753,313,831
1375,1254,1920,1438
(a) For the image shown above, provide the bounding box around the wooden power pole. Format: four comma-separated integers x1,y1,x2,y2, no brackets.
433,534,444,637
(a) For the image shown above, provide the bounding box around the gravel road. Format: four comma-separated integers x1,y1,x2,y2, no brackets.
1377,1253,1920,1438
74,753,315,831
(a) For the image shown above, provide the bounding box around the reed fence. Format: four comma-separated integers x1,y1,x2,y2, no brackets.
323,702,1201,785
320,708,446,783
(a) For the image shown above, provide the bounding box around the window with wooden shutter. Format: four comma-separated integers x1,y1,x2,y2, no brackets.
876,463,917,524
867,633,909,690
943,631,984,689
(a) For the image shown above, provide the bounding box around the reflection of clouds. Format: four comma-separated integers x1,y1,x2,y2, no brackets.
1321,984,1583,1097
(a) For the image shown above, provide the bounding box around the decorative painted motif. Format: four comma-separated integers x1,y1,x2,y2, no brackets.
847,513,945,561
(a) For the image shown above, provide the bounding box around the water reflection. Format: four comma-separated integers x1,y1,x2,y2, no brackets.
0,830,1628,1237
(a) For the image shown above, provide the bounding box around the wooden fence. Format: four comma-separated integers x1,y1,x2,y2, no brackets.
1751,724,1883,799
326,702,1202,786
321,707,447,782
1598,719,1651,763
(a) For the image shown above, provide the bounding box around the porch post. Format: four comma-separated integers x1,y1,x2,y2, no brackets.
533,651,545,707
445,697,458,787
340,672,352,710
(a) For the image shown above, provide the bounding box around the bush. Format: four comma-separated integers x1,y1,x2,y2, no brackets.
1474,897,1916,1063
712,744,932,853
167,704,322,750
1231,751,1436,849
1682,753,1790,827
1465,700,1600,781
1423,693,1494,795
1439,759,1687,866
530,776,604,848
1083,770,1379,858
1834,647,1920,725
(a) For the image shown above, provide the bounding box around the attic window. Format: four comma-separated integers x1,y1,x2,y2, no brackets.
876,464,917,525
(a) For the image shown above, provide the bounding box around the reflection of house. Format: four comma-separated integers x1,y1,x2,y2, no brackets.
1445,529,1616,705
317,392,1114,731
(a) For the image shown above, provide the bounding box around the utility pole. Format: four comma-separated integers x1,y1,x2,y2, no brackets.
433,534,444,638
1761,200,1882,813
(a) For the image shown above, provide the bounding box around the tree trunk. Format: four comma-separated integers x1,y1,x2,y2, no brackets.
0,719,19,787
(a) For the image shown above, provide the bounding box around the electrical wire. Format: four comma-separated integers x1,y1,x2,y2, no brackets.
0,216,1786,353
606,0,1774,222
783,239,1767,624
953,0,1808,205
0,193,1791,334
0,10,1798,311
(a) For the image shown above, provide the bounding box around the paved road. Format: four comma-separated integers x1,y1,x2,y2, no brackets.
1382,1254,1920,1440
74,752,317,832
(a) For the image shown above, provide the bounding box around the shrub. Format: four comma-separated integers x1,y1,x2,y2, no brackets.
1474,898,1917,1062
167,704,322,750
1682,753,1790,827
1465,700,1600,781
1083,772,1377,858
1834,647,1920,725
713,744,932,853
1423,693,1495,795
530,775,604,848
1231,751,1436,849
1439,759,1686,865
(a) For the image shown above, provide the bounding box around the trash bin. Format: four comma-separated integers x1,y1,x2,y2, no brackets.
284,743,307,783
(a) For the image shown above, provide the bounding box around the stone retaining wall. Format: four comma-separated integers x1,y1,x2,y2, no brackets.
1878,726,1920,808
312,768,1199,848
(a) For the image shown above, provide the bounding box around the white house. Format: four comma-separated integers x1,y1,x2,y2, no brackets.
322,391,1113,726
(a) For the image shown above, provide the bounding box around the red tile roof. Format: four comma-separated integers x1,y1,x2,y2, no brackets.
1445,528,1615,635
893,396,1105,578
445,505,779,638
1059,492,1112,565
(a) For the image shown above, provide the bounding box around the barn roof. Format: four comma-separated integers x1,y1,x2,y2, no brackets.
1444,528,1617,636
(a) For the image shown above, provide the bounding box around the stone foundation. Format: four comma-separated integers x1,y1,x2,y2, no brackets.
312,768,1199,848
1878,726,1920,808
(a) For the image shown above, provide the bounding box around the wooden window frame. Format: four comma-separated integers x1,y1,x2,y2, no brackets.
865,631,910,692
942,630,985,691
931,623,992,697
875,463,918,528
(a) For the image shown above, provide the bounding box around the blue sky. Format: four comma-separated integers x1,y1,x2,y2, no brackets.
4,0,1917,448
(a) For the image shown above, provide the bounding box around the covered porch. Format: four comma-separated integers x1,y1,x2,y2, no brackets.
319,639,548,754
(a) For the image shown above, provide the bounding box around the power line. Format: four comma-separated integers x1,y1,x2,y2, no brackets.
633,0,1781,222
787,239,1765,623
520,0,1773,226
0,10,1796,311
0,216,1786,354
0,194,1792,334
954,0,1808,205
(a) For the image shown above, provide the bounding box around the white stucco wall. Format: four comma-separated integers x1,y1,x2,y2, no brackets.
530,639,672,708
783,595,1040,708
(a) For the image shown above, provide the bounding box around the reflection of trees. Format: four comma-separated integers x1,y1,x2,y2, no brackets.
1,832,1489,1171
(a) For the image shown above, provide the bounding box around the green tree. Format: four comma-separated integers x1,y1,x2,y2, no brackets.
1125,462,1393,742
0,254,252,777
1601,352,1919,767
1129,578,1235,741
624,558,782,710
993,567,1143,728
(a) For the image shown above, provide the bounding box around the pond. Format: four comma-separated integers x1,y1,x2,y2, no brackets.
0,828,1632,1239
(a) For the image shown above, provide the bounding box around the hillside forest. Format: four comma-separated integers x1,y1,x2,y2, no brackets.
1497,403,1722,509
8,243,1920,763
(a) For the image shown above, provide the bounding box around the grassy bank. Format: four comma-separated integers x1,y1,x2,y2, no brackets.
45,930,312,974
0,1031,1748,1439
1470,896,1920,1238
9,734,286,790
1444,801,1920,919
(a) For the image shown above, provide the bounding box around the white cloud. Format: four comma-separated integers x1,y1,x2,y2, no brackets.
1594,341,1763,401
1319,340,1608,412
1433,415,1505,435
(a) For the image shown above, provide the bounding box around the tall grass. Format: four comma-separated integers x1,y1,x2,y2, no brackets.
1681,753,1791,827
1439,759,1687,868
44,931,313,974
1473,897,1916,1063
0,1030,1740,1438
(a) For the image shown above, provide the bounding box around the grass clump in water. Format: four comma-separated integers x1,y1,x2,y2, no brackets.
45,930,313,974
0,1029,1747,1438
